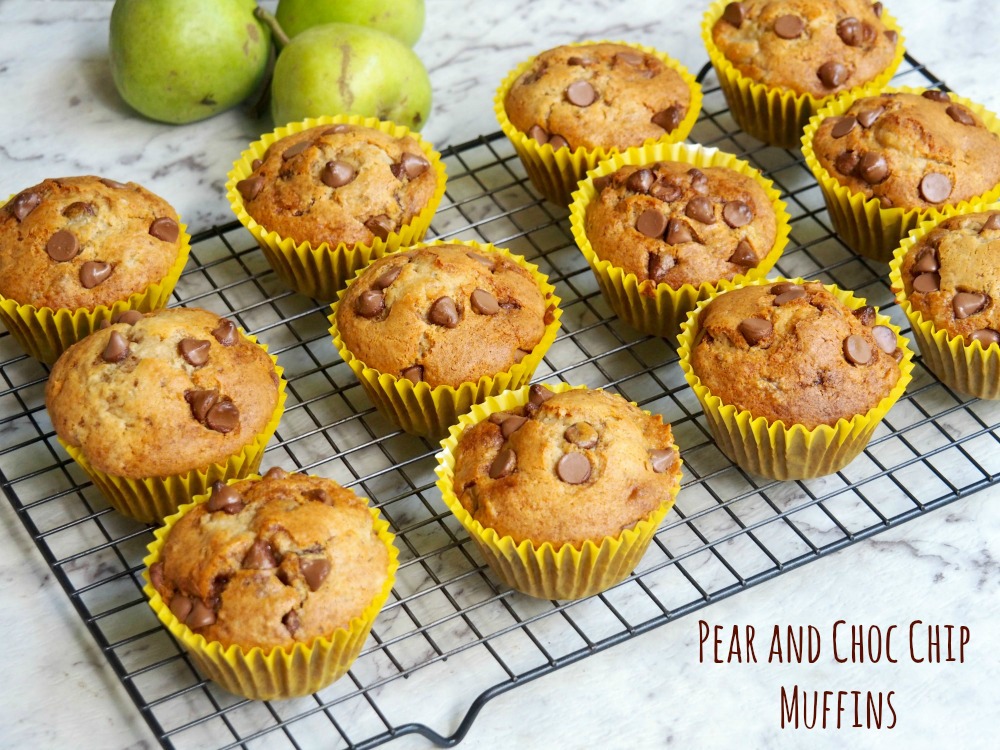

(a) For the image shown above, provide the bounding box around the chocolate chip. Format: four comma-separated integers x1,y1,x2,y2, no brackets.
549,135,571,150
556,452,591,484
648,252,675,283
739,318,772,345
62,201,95,219
169,594,193,622
817,61,847,88
374,265,402,290
149,217,179,243
770,282,799,296
615,50,645,66
527,124,549,144
728,240,757,266
500,415,528,438
883,29,898,45
832,116,858,138
401,365,424,383
282,140,311,159
468,252,495,270
102,331,128,363
722,200,753,228
857,107,884,128
953,292,988,319
853,305,876,326
242,539,277,569
688,169,709,195
564,421,598,449
489,447,517,479
10,191,41,222
843,334,873,365
970,329,1000,347
186,600,217,629
356,290,385,318
212,319,238,346
399,152,430,178
320,160,356,188
322,124,351,135
922,90,950,103
836,17,863,46
206,401,240,434
912,272,940,293
470,288,500,316
651,105,684,132
102,178,130,189
428,296,460,328
626,168,654,194
871,325,897,354
774,14,805,39
858,152,889,184
685,196,715,224
946,105,975,126
567,55,592,66
566,80,597,107
178,338,210,367
773,286,806,305
872,1,883,17
149,561,164,590
80,261,112,289
592,174,611,193
636,209,668,238
301,558,331,591
919,173,952,203
835,150,860,176
528,384,554,406
237,175,264,201
722,1,746,27
364,214,393,241
649,180,682,202
207,483,243,513
186,389,218,422
46,230,80,262
264,466,288,480
251,158,263,171
666,218,694,245
913,248,939,273
649,448,677,473
982,214,1000,233
305,488,333,504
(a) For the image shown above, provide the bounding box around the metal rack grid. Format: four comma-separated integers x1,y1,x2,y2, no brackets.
3,54,998,749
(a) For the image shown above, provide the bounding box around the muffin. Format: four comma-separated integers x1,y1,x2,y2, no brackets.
677,278,912,479
331,240,561,437
144,469,398,700
0,175,190,363
436,383,682,600
569,142,790,342
703,0,903,148
495,40,701,204
889,208,1000,398
226,115,447,301
803,88,1000,262
46,306,286,522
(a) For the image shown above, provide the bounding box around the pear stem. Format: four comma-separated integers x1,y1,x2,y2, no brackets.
253,6,290,50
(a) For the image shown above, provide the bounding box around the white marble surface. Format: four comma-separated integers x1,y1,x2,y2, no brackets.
1,1,999,748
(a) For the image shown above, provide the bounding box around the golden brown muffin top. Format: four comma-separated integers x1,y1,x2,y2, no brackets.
149,470,391,651
0,175,182,309
899,210,1000,346
812,92,1000,210
451,386,680,548
711,0,898,97
503,43,692,151
336,244,553,388
584,161,777,289
690,282,902,428
236,124,438,248
46,307,280,478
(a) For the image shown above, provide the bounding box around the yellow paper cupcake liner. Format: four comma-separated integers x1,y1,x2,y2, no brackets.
0,223,191,364
435,382,682,600
59,337,287,524
329,239,563,439
142,476,399,701
702,0,905,149
225,114,447,302
888,208,1000,399
802,85,1000,263
494,40,703,205
677,276,914,480
568,142,791,344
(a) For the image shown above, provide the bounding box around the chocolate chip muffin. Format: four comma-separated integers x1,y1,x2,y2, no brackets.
503,42,695,152
335,244,553,388
711,0,898,98
584,161,779,289
450,385,680,548
236,123,439,249
47,306,280,479
689,281,903,429
148,469,393,652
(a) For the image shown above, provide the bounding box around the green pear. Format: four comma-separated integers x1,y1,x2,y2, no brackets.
109,0,271,124
275,0,425,47
270,23,432,131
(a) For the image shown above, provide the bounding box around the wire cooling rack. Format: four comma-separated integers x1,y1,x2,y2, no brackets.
3,53,999,749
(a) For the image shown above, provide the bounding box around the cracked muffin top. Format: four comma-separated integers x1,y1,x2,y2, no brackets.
335,244,554,387
45,306,280,478
148,469,392,651
689,282,903,428
0,175,183,309
235,123,439,248
503,42,693,151
898,210,1000,346
711,0,898,98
